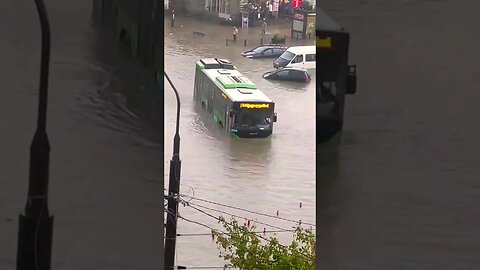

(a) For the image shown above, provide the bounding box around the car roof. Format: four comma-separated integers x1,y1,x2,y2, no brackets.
286,45,316,54
276,67,308,72
256,44,286,48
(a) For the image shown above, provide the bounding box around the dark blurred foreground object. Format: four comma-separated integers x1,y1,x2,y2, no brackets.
16,0,54,269
163,72,182,270
316,7,357,144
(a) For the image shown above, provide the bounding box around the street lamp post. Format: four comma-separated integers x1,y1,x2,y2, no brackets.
16,0,54,269
163,72,182,270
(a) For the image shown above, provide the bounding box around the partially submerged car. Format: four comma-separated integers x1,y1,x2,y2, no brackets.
241,44,287,59
262,67,311,83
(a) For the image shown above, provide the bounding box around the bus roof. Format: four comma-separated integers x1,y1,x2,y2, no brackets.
286,45,316,55
198,61,273,103
316,8,343,32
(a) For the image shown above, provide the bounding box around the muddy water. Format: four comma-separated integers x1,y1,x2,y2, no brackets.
164,17,316,266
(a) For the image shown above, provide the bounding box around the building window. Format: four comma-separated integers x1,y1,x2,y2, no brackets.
219,0,229,13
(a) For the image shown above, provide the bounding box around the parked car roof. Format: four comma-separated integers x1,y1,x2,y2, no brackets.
274,67,309,72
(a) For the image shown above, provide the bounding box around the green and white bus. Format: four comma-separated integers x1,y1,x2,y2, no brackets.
194,58,278,138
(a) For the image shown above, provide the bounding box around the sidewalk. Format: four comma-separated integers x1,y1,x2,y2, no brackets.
224,32,314,48
166,16,314,48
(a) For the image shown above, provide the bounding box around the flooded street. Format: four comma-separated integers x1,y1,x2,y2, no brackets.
318,1,480,269
164,18,316,266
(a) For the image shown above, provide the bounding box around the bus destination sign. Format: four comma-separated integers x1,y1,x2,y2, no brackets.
240,103,270,109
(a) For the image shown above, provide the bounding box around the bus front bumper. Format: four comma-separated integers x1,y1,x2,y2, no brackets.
231,128,272,138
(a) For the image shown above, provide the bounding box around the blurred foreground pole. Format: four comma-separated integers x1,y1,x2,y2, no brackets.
16,0,54,269
163,72,182,270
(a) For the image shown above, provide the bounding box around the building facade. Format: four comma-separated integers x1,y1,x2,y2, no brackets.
92,0,162,68
174,0,247,24
176,0,314,25
91,0,164,122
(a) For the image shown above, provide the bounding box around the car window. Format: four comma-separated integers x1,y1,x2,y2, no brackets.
263,49,273,55
253,46,267,53
291,70,306,80
291,55,304,63
273,48,283,54
306,54,316,62
275,70,290,77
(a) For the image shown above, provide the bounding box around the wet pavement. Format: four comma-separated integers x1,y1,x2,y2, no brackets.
318,1,480,269
164,17,316,266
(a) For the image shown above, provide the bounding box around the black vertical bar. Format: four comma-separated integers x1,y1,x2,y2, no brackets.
163,72,182,270
17,0,54,269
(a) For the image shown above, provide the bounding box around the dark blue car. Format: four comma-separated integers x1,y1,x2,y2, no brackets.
241,45,287,59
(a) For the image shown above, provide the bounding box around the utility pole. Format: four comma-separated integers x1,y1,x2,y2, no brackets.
16,0,54,270
163,72,182,270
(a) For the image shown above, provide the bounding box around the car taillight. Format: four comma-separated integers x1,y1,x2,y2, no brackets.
305,73,310,82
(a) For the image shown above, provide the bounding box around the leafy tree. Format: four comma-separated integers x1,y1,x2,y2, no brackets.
212,217,316,270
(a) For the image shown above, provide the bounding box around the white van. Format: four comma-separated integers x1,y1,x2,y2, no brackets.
273,46,316,70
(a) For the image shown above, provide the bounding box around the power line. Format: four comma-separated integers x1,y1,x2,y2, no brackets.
184,201,291,230
177,265,296,269
177,212,227,236
174,203,312,236
177,267,234,269
185,204,314,261
176,211,314,266
177,229,298,237
178,266,299,269
180,194,315,226
177,264,302,269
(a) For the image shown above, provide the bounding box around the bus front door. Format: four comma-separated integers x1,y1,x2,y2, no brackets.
224,106,228,131
228,108,236,132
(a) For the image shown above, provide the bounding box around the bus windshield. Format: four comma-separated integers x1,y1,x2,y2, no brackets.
235,109,272,128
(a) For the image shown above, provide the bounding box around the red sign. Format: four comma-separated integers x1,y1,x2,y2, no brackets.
292,0,302,8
